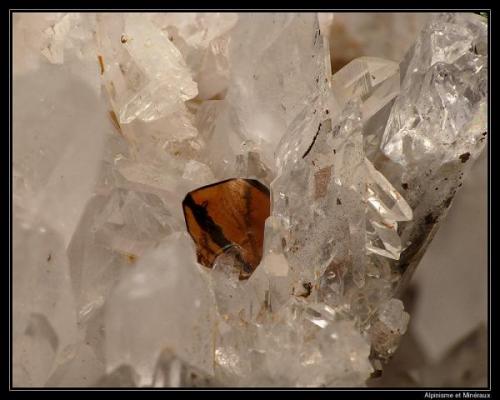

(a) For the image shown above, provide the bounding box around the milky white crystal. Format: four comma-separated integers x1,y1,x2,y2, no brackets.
13,29,110,386
13,212,77,387
105,232,216,386
96,13,198,124
13,62,107,248
208,13,331,177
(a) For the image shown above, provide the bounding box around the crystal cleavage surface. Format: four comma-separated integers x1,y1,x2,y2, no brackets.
182,178,270,278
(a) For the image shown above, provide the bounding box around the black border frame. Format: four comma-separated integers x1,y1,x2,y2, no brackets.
7,8,494,396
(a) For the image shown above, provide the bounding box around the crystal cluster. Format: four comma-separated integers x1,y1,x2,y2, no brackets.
12,12,487,387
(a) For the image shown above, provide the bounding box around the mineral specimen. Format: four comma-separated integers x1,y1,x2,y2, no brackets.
105,232,216,387
377,12,488,294
12,11,487,388
182,178,271,276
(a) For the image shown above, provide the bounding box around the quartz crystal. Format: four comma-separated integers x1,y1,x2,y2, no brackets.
104,232,216,386
13,212,77,387
376,12,488,293
96,13,198,124
12,12,487,387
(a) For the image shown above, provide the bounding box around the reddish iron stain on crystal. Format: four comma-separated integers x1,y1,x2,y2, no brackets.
97,55,105,75
182,178,270,275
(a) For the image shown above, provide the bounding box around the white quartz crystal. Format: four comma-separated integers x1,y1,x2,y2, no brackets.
208,13,332,177
104,232,216,387
13,212,77,387
13,62,107,248
12,12,487,387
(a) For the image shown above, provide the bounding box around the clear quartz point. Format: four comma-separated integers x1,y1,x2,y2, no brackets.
331,56,400,120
